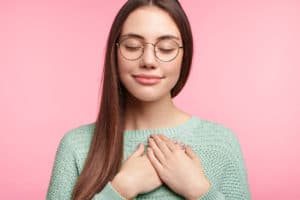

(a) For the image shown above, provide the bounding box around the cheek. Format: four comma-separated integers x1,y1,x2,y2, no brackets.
168,57,183,85
117,50,141,72
166,57,182,77
163,63,181,90
117,56,132,75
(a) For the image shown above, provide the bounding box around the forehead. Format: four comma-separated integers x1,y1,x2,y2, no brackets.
121,6,181,41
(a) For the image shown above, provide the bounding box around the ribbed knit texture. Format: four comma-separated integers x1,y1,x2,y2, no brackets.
46,116,251,200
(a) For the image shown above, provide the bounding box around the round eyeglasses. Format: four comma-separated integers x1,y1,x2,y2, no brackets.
116,37,183,62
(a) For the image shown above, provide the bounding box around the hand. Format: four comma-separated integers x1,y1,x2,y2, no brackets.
147,134,211,200
111,143,162,199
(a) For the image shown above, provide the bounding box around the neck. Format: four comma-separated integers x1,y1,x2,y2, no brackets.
124,94,190,131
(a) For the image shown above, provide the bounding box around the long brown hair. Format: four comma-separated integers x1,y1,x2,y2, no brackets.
72,0,193,199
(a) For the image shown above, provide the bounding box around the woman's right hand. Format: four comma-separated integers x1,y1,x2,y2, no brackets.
111,143,162,199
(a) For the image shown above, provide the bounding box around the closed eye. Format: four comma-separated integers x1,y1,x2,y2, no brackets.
158,48,176,53
124,46,142,52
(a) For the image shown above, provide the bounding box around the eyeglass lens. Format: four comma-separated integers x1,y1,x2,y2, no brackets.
118,38,181,62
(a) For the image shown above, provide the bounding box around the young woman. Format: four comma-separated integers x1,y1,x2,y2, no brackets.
47,0,250,199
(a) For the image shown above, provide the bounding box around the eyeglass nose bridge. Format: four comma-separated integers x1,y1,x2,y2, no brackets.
140,42,159,60
141,42,156,52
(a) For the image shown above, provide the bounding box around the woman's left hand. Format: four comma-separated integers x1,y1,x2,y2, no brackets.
147,134,211,200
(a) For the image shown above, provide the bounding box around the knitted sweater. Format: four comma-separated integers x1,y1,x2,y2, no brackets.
46,116,251,199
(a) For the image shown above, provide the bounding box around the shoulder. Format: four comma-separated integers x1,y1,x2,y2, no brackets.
188,116,246,166
189,116,241,149
58,122,96,151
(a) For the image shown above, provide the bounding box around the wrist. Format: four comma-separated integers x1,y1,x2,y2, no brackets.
111,173,137,199
185,179,211,200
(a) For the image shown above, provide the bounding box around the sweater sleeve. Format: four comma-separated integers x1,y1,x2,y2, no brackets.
46,133,125,200
198,129,251,200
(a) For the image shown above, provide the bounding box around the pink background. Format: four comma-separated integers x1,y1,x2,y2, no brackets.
1,0,299,199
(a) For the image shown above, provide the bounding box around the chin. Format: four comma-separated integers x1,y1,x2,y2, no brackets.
135,96,162,103
127,90,169,103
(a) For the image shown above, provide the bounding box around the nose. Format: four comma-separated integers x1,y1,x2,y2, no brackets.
140,43,157,68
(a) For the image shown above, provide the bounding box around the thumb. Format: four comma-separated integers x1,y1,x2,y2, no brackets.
130,143,145,158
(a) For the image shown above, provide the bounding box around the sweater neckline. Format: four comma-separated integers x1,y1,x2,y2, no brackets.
123,116,196,139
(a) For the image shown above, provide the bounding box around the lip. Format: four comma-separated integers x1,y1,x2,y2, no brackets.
132,74,163,85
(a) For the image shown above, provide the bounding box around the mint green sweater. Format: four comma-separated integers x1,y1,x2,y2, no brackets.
47,116,250,199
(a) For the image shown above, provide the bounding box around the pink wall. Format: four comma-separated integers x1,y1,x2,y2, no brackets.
1,0,299,199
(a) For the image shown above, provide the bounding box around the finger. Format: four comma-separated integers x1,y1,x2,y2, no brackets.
185,145,199,160
151,134,172,156
147,147,163,172
173,140,186,151
130,143,144,158
169,137,185,151
159,134,185,151
158,134,177,152
148,137,166,164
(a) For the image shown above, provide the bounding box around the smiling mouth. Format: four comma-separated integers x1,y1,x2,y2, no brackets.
132,75,163,85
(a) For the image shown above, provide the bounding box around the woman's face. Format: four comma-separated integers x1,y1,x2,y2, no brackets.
117,6,183,102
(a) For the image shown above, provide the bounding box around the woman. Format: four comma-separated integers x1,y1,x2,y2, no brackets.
47,0,250,199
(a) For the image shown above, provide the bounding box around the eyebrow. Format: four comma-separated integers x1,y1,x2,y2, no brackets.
119,33,181,41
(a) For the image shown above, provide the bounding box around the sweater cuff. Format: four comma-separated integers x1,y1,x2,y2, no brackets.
198,185,224,200
93,182,126,200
